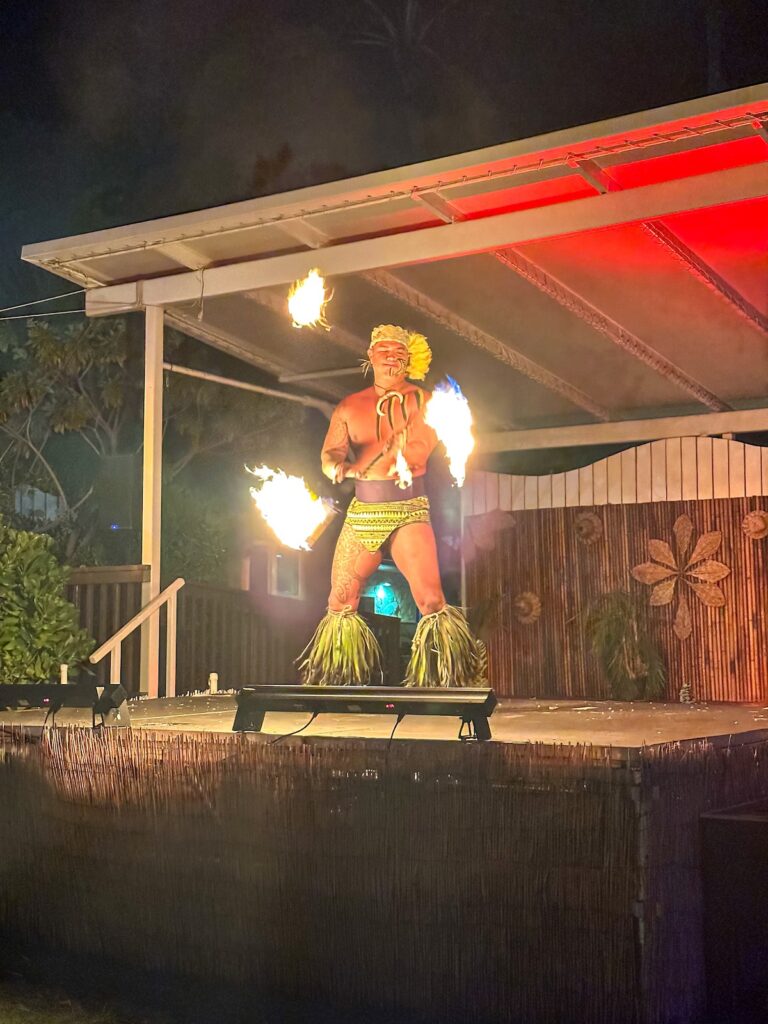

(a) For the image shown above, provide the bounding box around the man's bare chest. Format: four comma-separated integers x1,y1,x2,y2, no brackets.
347,390,423,447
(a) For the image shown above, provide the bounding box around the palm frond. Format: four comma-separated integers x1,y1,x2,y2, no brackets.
405,605,485,688
299,608,381,686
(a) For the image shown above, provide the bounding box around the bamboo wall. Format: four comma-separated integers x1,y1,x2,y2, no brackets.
466,497,768,702
2,729,767,1024
0,729,641,1024
463,438,768,703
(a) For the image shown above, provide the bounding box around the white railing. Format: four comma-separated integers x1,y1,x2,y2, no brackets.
89,577,185,697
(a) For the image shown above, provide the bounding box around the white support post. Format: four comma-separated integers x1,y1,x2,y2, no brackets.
140,306,164,697
165,591,177,699
111,644,122,687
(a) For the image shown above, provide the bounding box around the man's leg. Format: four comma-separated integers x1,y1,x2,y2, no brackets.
389,521,445,614
329,521,382,611
391,522,485,688
300,522,383,686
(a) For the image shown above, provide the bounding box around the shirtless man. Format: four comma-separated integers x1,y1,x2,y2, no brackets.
300,324,485,688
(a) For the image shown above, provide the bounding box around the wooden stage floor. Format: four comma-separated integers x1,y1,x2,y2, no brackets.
3,693,768,750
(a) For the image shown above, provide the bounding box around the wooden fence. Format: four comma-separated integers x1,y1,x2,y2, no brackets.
66,565,147,691
66,568,400,694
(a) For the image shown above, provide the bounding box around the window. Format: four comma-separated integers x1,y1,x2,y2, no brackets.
14,487,60,521
268,549,304,600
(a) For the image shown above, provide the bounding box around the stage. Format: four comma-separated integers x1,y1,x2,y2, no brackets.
2,694,768,1024
2,693,768,751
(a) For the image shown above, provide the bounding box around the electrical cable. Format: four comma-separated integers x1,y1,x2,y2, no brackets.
387,712,405,750
0,308,85,322
269,711,319,745
0,289,85,315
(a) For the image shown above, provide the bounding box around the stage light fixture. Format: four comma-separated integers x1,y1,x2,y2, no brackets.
0,682,131,728
233,685,497,741
92,684,131,727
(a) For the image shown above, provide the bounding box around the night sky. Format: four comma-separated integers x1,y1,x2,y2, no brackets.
1,0,767,303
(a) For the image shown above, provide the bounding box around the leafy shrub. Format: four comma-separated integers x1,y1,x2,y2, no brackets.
0,521,93,683
161,483,233,585
583,591,666,701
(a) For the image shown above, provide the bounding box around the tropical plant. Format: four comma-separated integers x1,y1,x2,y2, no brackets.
0,521,93,683
161,481,234,586
583,591,666,701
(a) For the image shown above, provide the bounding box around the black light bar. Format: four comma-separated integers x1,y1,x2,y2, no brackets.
0,682,130,728
233,685,498,741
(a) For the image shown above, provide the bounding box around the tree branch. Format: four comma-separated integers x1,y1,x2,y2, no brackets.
5,421,70,508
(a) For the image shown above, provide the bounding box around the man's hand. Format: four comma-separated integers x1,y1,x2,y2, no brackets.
324,461,363,484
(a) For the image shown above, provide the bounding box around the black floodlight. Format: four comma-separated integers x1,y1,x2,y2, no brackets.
233,685,497,741
0,682,130,728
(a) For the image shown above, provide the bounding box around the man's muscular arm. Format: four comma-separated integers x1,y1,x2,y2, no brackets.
321,405,352,483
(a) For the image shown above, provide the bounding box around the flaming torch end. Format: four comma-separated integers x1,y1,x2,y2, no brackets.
247,465,335,550
393,450,413,490
424,376,475,487
287,269,331,330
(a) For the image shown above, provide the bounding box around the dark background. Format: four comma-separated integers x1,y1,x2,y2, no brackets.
2,0,767,303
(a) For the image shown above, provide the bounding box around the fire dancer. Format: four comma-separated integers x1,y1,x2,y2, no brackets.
300,324,485,688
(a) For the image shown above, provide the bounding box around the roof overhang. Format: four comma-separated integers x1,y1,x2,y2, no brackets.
21,84,768,444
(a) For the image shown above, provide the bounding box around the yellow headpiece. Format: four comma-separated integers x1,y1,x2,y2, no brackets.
369,324,432,381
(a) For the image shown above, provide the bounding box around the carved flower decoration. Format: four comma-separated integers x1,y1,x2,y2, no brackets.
513,591,541,625
742,510,768,541
575,511,603,546
631,514,730,641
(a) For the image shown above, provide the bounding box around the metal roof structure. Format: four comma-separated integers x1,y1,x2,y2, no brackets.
22,84,768,447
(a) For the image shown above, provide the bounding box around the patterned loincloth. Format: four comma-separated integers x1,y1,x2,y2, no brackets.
343,496,431,552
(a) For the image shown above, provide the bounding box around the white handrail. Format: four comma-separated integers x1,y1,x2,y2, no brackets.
90,577,185,697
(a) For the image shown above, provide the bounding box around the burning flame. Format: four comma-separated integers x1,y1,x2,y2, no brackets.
247,465,333,550
287,268,331,329
424,376,475,487
393,449,413,490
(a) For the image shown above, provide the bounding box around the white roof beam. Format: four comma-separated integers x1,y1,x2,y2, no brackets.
84,162,768,315
493,248,731,412
26,87,768,272
365,269,610,420
164,311,293,377
163,310,346,399
279,367,360,383
410,190,465,223
157,241,211,270
479,406,768,453
642,221,768,335
276,217,331,250
752,117,768,146
163,362,334,416
569,158,617,194
569,157,768,336
407,191,730,413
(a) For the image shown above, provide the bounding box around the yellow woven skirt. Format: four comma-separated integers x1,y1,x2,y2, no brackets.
344,496,431,552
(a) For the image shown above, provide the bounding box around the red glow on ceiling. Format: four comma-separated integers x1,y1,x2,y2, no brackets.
452,174,597,220
666,195,768,253
605,136,768,190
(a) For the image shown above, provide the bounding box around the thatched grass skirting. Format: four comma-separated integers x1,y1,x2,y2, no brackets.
1,729,767,1024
